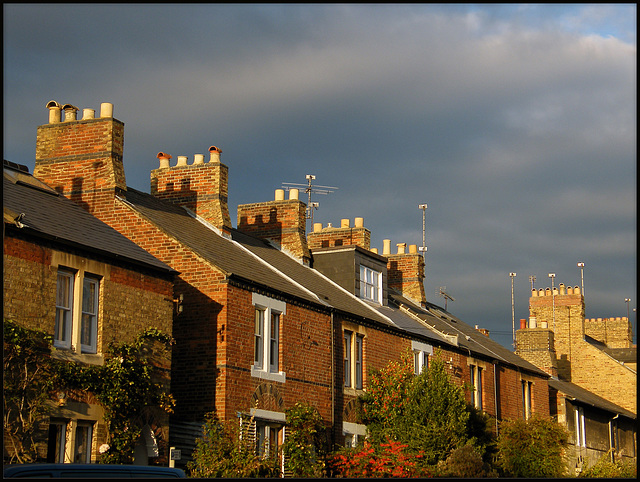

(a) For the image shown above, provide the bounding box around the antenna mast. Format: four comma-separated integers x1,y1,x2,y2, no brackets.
436,286,455,311
282,175,338,231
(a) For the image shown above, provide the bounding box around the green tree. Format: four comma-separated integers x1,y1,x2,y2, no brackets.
358,351,491,467
578,449,637,478
496,416,569,478
282,402,329,477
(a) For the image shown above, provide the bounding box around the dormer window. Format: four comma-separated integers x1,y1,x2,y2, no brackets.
359,265,382,303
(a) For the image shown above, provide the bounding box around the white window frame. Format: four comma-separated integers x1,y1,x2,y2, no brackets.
411,340,433,375
575,406,586,447
359,265,382,303
55,270,74,349
251,293,286,383
470,364,483,410
55,269,100,354
48,420,68,463
522,380,533,420
343,422,367,448
344,331,364,390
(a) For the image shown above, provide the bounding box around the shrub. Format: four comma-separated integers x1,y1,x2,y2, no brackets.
496,416,569,478
578,450,637,478
437,443,497,478
282,402,328,477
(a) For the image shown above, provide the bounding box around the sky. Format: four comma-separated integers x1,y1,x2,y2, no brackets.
3,4,637,349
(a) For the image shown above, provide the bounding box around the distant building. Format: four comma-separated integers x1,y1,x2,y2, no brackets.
516,285,637,469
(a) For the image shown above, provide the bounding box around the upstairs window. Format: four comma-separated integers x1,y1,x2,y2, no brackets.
522,380,533,420
55,269,100,354
359,265,381,303
251,293,286,383
344,330,364,390
412,340,432,375
470,364,483,410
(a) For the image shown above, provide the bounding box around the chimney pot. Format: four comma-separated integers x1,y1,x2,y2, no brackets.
289,188,299,200
157,152,172,169
371,248,379,254
275,189,285,201
409,244,418,254
341,218,350,228
176,156,188,167
383,239,391,255
397,243,406,254
82,108,95,120
62,104,79,122
193,154,205,165
46,101,62,123
313,223,322,233
209,145,222,163
100,102,113,118
354,217,364,228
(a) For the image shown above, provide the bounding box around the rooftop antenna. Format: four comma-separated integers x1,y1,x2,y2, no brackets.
436,286,455,311
282,175,338,231
418,204,428,257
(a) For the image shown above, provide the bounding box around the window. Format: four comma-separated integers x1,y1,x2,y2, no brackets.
359,265,381,303
55,269,100,354
411,340,432,375
344,331,364,390
55,271,74,349
47,421,68,463
470,365,483,410
522,380,533,420
46,419,94,463
251,293,286,382
575,406,586,447
74,422,93,464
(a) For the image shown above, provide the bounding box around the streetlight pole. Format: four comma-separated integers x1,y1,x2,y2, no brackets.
549,273,556,332
510,272,516,350
577,262,585,297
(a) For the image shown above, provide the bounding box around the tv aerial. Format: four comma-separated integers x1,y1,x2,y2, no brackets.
436,286,455,311
282,175,338,230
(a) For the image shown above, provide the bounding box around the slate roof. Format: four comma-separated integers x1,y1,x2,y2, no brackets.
119,186,549,376
549,378,636,420
3,161,175,275
584,335,638,368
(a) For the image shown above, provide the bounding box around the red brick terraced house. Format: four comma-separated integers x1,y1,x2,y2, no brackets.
26,100,551,469
3,160,176,465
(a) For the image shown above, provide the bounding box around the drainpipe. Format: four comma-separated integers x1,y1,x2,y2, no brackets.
331,311,335,444
493,363,499,435
609,414,619,462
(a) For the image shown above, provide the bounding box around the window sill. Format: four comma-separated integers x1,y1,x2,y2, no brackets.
251,366,286,383
52,349,104,366
343,387,364,397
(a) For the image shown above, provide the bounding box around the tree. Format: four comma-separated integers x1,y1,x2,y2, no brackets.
496,416,569,478
358,351,490,466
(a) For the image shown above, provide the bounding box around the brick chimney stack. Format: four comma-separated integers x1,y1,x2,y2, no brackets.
387,243,427,307
150,146,232,234
34,101,126,213
237,189,310,264
307,217,371,250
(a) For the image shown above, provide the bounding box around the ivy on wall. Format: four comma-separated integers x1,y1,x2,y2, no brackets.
3,319,175,465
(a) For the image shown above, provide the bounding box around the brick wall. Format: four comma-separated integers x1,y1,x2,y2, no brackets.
34,116,126,215
150,151,231,232
584,317,632,348
387,250,426,306
237,194,310,263
307,218,371,250
515,328,559,377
